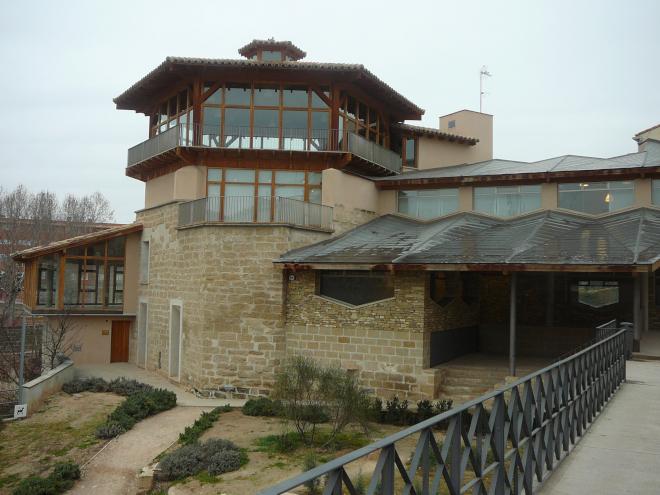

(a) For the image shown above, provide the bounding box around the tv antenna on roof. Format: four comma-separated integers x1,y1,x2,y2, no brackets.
480,65,492,113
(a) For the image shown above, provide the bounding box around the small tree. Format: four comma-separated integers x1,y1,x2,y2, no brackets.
273,355,373,447
41,314,80,370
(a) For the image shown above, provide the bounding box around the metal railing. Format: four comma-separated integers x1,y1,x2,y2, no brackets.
0,388,18,419
126,124,402,174
178,196,333,231
260,326,630,495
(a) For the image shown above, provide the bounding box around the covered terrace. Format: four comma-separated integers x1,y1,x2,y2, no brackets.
277,208,660,375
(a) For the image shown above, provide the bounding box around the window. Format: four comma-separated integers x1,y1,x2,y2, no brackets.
200,84,330,151
37,256,58,307
59,238,125,308
448,120,456,129
652,180,660,206
338,92,387,146
558,181,634,214
404,138,416,168
140,240,150,284
574,281,619,308
318,271,394,307
474,185,541,217
398,189,458,219
150,86,193,140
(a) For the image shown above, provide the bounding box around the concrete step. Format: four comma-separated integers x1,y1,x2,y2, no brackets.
441,375,502,386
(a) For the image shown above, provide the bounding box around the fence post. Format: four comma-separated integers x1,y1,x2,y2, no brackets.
18,315,26,404
620,322,633,360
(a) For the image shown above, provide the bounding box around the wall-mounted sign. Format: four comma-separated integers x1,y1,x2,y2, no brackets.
102,329,110,336
14,404,27,419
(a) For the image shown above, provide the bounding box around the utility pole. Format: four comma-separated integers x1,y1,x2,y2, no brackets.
480,66,492,113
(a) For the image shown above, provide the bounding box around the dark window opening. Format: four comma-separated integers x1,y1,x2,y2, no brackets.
318,271,394,306
573,280,619,308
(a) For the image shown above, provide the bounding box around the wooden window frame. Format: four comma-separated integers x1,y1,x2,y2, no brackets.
206,167,322,222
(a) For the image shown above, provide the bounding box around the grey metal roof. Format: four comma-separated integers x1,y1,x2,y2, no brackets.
377,140,660,182
276,207,660,268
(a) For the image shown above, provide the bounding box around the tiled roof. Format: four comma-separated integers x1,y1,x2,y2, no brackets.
377,140,660,183
391,123,478,145
238,39,306,60
12,223,143,261
276,208,660,269
113,57,424,117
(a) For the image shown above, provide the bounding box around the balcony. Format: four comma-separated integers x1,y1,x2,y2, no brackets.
127,124,402,177
178,196,334,231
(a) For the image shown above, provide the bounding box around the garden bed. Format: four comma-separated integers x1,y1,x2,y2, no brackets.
0,391,122,494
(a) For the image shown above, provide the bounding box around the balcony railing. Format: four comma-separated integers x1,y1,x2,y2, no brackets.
127,124,402,174
178,196,333,231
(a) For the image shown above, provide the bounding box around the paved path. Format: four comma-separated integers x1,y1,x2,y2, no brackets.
75,362,246,407
539,359,660,495
70,406,208,495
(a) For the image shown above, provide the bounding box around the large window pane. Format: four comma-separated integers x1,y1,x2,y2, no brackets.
283,87,308,107
474,185,541,217
558,181,634,214
225,85,250,106
311,90,329,109
275,186,304,200
282,110,308,150
202,107,222,147
398,189,458,219
261,50,282,61
275,171,305,184
107,262,124,305
319,271,394,306
225,169,255,183
254,87,279,106
405,138,416,167
224,108,250,148
253,109,279,149
107,237,125,257
205,87,221,105
223,188,254,221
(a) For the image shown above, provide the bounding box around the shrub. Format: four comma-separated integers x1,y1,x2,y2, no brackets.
242,397,282,417
207,450,243,476
158,444,207,480
384,396,410,425
50,462,80,482
62,377,109,394
12,462,80,495
158,438,244,481
416,400,435,422
274,356,372,446
179,406,230,445
96,389,177,439
108,377,154,396
302,452,320,495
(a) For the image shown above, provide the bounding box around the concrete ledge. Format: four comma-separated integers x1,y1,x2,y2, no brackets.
22,359,75,415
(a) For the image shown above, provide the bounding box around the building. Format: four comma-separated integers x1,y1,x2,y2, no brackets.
12,39,660,401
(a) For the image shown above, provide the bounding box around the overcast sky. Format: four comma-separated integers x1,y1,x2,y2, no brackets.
1,0,658,222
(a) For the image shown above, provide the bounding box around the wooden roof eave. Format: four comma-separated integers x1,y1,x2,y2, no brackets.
376,166,660,190
276,262,652,273
12,224,143,262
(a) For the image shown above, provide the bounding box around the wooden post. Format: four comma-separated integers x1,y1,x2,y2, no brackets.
545,272,555,327
641,271,649,335
633,273,641,352
509,272,517,376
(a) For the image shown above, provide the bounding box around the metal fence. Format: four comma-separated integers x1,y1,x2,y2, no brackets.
126,123,402,174
178,196,334,231
0,387,18,419
260,327,629,495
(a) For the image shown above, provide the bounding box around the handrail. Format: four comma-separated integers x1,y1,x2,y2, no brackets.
260,326,630,495
126,123,402,174
178,195,333,231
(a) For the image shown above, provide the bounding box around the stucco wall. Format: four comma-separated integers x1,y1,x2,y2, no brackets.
135,202,330,396
52,315,135,365
23,359,75,415
321,169,379,233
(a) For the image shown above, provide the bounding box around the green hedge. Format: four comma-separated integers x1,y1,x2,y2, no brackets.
12,462,80,495
178,405,231,445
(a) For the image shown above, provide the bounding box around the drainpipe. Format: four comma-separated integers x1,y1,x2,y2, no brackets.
509,272,517,376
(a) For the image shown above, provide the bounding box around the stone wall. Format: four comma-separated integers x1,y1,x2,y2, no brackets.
284,271,478,400
136,202,329,396
331,204,378,235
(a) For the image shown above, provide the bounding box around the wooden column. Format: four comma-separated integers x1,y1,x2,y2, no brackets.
545,272,555,327
641,271,649,335
633,273,641,351
509,272,518,376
